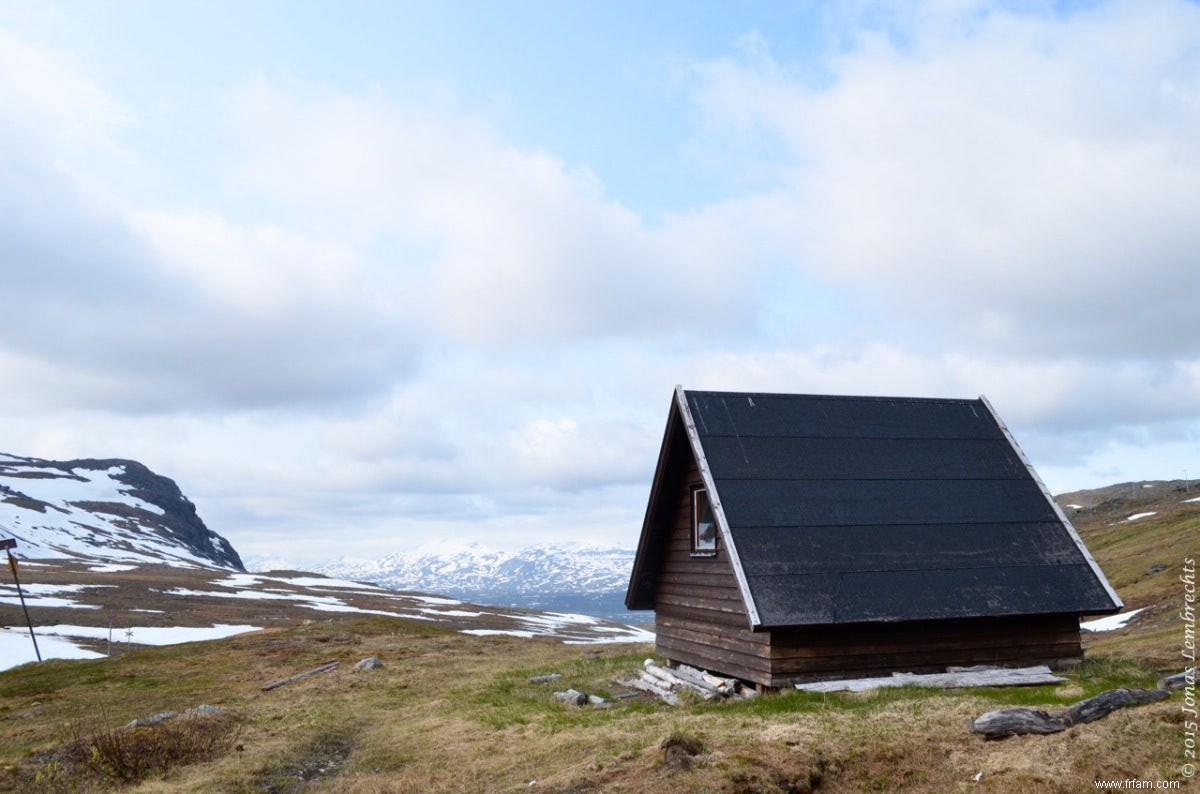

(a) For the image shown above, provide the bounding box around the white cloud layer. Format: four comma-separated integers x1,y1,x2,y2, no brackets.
687,0,1200,356
0,1,1195,565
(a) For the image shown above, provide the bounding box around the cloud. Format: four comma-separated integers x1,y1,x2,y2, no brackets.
1,6,1196,566
688,344,1200,425
0,36,421,413
0,29,128,157
683,0,1200,358
229,78,771,345
0,162,419,412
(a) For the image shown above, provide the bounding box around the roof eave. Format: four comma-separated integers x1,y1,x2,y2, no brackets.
675,385,763,629
978,394,1124,611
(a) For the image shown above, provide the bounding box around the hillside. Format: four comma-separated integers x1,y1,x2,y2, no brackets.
0,478,1193,791
1056,478,1199,667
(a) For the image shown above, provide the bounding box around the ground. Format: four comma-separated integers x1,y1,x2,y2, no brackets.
0,479,1193,792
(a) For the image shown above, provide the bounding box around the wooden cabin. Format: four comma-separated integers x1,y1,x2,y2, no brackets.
625,387,1122,688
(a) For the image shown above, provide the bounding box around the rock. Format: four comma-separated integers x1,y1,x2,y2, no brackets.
127,710,176,728
186,704,223,717
554,688,588,706
354,655,383,671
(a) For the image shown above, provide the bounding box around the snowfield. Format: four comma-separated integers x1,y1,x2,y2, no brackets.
0,623,261,672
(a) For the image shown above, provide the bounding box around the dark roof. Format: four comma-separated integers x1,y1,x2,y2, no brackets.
626,387,1122,628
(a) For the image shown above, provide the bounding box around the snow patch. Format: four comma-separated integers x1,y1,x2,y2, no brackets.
0,627,103,670
1125,512,1158,522
564,628,655,645
208,573,384,592
1081,608,1146,632
461,629,536,638
0,582,112,609
87,564,137,573
34,623,261,646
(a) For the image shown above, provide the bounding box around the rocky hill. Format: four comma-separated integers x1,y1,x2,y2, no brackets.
0,454,243,570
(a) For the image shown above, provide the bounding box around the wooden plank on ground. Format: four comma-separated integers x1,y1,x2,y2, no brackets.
262,660,340,691
794,665,1067,693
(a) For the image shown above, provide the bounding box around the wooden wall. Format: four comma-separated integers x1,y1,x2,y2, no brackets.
764,614,1082,687
652,460,772,683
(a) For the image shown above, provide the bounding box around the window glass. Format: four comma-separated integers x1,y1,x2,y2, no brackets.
693,488,717,553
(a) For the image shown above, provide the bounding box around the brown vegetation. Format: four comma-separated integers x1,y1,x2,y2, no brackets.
0,479,1192,792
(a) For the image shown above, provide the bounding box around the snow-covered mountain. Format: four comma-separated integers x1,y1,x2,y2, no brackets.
312,543,645,623
0,454,243,570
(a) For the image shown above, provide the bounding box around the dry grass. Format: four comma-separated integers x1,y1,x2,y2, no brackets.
0,614,1189,793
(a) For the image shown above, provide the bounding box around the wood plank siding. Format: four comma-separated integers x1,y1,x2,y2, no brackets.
653,459,766,682
762,614,1082,687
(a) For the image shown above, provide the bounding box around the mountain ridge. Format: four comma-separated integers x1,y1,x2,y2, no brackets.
311,543,642,623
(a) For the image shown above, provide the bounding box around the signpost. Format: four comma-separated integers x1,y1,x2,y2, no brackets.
2,538,41,662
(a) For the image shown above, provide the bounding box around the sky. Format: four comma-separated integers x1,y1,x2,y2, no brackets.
1,0,1198,568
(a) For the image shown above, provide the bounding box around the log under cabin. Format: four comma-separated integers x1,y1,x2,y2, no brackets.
625,387,1123,689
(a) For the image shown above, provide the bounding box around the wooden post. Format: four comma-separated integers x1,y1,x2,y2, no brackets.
3,541,40,663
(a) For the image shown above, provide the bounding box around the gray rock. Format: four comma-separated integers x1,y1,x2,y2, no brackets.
186,704,223,717
127,710,176,728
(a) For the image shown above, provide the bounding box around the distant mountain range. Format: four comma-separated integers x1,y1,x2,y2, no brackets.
310,544,646,624
0,454,243,570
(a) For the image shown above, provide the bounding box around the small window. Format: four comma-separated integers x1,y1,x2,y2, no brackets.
692,487,718,555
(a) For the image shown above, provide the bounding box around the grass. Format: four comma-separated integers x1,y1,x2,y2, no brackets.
0,614,1186,793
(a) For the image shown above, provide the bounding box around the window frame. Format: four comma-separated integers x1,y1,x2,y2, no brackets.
690,485,718,556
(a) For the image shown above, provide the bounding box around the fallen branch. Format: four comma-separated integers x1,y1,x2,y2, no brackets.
262,660,340,691
1159,668,1196,691
971,688,1169,738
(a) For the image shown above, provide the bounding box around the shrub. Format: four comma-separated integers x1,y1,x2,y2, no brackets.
62,710,241,784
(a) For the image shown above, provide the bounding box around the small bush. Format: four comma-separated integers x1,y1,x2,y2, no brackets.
62,710,241,784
